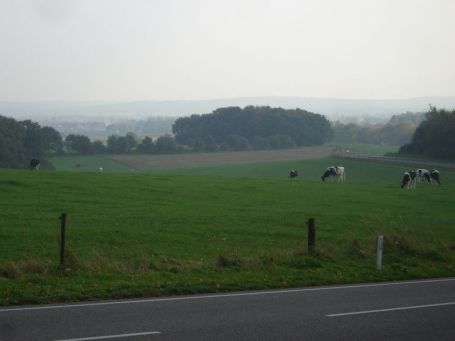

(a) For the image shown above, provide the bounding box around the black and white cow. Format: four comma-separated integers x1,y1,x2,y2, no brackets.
407,170,417,189
401,170,417,189
321,166,345,183
430,169,441,185
289,169,298,178
416,169,431,183
29,158,40,170
401,172,411,189
321,167,333,181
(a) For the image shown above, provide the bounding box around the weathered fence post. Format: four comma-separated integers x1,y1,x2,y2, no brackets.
59,213,67,266
376,235,384,271
308,218,316,255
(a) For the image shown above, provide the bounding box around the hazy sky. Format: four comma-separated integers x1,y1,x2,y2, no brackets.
1,0,454,101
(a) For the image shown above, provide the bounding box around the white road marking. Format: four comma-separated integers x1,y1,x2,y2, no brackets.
54,331,161,341
0,277,454,313
326,301,455,317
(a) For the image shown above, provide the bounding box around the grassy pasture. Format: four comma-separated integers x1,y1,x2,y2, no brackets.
151,156,450,183
49,155,133,172
1,158,454,305
328,143,400,155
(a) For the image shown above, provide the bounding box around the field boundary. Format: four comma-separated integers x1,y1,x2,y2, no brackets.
107,146,333,170
332,151,455,170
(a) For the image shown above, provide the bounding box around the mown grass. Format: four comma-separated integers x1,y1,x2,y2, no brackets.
1,158,454,305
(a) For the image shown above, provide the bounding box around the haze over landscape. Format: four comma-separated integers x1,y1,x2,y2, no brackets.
1,0,454,121
2,3,455,338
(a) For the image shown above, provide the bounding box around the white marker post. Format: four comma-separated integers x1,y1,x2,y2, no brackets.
376,235,384,271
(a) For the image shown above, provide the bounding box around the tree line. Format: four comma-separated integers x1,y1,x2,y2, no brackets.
399,106,455,160
0,115,62,168
172,106,332,151
0,114,184,168
1,106,333,168
331,112,424,145
63,106,332,155
3,105,452,169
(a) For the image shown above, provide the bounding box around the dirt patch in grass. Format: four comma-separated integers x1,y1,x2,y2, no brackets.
107,146,333,170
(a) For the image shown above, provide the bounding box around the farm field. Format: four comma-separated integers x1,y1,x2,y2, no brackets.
107,146,332,171
1,158,454,305
47,145,403,174
49,155,133,172
151,156,452,181
328,143,400,155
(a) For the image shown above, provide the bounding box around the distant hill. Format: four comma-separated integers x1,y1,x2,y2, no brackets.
1,96,455,122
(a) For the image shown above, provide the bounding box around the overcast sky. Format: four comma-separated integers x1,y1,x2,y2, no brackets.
1,0,454,102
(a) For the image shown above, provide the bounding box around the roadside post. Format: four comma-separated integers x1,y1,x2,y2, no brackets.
59,213,67,266
376,235,384,271
308,218,316,255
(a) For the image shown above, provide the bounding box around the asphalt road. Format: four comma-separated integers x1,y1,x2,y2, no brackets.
1,278,454,341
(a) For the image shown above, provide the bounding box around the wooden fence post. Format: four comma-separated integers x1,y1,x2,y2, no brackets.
59,213,67,266
308,218,315,255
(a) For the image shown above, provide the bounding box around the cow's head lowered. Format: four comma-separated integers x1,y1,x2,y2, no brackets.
321,167,336,182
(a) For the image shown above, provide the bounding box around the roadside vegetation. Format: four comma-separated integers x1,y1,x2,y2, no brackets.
1,157,454,305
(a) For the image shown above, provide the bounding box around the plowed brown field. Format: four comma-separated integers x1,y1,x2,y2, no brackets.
107,146,332,170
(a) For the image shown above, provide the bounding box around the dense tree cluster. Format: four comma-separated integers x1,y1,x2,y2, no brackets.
0,115,63,168
0,106,332,168
399,107,455,160
332,112,424,145
172,106,332,151
104,133,180,154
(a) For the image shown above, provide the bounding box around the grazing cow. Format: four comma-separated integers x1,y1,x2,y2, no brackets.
430,169,441,185
334,166,346,182
29,158,40,170
321,166,345,183
289,169,298,178
401,171,415,189
321,166,335,181
416,169,431,183
407,170,417,189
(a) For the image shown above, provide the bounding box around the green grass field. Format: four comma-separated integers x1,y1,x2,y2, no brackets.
1,157,454,305
150,156,446,181
49,155,133,172
327,143,400,155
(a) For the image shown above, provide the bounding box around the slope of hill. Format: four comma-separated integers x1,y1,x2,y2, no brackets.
2,96,455,121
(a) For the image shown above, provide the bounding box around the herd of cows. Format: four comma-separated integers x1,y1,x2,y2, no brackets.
29,158,442,189
289,166,346,182
289,165,441,189
400,169,440,189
